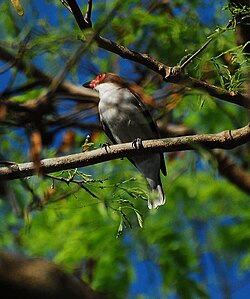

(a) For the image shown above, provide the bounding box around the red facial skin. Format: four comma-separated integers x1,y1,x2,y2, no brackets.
90,73,106,89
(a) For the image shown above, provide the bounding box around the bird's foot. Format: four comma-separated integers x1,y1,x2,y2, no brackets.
132,138,143,149
100,142,111,153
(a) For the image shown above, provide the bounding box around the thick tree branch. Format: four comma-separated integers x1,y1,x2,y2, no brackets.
65,0,89,30
213,149,250,194
60,0,73,13
0,123,249,181
187,77,250,108
159,123,250,194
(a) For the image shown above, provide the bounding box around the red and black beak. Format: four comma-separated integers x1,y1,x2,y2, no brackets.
82,81,92,88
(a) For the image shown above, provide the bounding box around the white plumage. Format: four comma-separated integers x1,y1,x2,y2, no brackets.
83,73,166,209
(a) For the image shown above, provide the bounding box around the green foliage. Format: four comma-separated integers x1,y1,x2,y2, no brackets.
211,44,250,91
21,191,132,297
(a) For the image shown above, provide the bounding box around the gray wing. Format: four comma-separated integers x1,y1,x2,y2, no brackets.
130,91,167,176
101,117,139,169
101,118,117,145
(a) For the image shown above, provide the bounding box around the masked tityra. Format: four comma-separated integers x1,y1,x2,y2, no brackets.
83,73,166,209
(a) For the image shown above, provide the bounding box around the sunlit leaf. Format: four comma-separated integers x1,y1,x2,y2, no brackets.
10,0,24,16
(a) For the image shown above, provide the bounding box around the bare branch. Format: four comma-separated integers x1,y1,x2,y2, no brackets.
0,123,249,181
66,0,90,30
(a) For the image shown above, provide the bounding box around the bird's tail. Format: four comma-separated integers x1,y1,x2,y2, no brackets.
147,179,166,209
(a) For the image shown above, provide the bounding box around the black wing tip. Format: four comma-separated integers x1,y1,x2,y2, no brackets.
161,167,167,176
160,154,167,176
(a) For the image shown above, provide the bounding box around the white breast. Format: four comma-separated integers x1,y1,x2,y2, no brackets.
96,82,155,143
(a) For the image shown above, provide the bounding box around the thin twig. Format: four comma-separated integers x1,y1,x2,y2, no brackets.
180,38,214,69
44,173,99,198
180,16,236,69
45,173,106,184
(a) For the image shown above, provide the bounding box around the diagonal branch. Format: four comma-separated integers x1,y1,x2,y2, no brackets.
0,123,249,181
60,0,73,13
187,77,250,109
213,149,250,194
96,36,250,108
65,0,89,30
179,14,237,69
0,46,98,114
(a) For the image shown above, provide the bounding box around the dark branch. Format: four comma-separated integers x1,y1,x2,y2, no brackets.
94,37,250,108
187,77,250,109
60,0,73,13
0,123,249,181
213,149,250,194
66,0,90,30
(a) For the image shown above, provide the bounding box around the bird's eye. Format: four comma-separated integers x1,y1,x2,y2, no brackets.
98,74,102,79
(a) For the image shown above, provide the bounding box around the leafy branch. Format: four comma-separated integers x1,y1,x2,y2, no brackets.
63,0,250,109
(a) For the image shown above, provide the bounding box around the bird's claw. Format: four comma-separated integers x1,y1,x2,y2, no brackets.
132,138,143,149
100,142,111,153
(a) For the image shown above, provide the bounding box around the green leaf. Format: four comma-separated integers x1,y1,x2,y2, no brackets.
135,210,143,228
116,217,123,238
10,0,24,16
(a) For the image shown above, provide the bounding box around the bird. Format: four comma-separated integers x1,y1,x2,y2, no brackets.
83,73,166,209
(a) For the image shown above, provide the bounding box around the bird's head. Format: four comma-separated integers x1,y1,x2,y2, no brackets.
82,73,128,90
